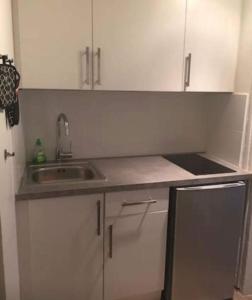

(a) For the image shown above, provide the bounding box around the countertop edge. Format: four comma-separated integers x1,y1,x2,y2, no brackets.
16,173,252,201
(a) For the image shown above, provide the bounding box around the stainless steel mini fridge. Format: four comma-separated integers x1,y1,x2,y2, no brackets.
166,182,246,300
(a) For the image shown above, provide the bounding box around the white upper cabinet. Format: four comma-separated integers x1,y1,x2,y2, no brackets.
184,0,242,92
13,0,242,91
92,0,186,91
14,0,92,89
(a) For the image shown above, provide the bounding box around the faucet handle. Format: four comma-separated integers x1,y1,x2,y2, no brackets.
59,140,73,160
59,152,73,160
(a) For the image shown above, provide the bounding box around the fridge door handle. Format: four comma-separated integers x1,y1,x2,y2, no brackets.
177,182,245,191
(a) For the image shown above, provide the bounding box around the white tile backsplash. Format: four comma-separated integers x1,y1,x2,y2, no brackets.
20,90,248,169
206,93,249,167
20,90,208,161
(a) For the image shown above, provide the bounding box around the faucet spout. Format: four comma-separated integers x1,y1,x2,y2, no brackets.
57,113,69,136
56,113,72,160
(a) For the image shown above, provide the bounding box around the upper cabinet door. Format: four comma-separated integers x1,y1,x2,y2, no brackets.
14,0,92,89
93,0,186,91
184,0,242,92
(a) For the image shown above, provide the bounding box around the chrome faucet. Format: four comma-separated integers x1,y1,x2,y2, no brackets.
56,113,73,160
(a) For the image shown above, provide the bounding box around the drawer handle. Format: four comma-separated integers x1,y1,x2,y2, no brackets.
97,200,101,236
122,200,157,207
109,224,113,258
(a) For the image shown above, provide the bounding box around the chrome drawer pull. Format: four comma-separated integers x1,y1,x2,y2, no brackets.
97,200,101,236
122,200,157,207
109,224,113,258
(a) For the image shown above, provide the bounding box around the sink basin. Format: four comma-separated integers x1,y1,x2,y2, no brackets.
28,162,106,184
163,153,236,175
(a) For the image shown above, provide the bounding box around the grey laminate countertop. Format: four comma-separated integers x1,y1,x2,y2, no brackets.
16,155,252,201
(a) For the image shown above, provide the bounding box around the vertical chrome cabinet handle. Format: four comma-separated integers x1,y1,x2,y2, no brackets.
81,47,90,87
184,53,192,89
95,48,101,85
109,224,113,258
97,200,101,236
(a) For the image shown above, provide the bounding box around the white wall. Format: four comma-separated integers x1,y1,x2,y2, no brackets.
234,0,252,295
11,119,26,192
12,0,26,192
0,0,26,189
235,0,252,171
0,1,23,299
235,0,252,93
20,90,208,161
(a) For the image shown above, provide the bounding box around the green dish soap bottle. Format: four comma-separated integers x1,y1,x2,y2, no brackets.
33,138,47,164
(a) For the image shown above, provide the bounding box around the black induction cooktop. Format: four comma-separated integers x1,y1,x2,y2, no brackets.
163,153,236,175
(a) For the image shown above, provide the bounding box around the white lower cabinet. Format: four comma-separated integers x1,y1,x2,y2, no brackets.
16,188,169,300
104,188,169,300
16,194,104,300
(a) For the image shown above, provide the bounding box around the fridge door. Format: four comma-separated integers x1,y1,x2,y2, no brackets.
172,182,246,300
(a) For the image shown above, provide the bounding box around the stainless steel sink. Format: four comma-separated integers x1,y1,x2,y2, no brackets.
27,162,106,184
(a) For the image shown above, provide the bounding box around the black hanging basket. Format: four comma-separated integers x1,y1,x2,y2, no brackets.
0,54,21,127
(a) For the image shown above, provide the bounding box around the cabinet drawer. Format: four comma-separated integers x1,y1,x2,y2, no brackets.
105,188,169,217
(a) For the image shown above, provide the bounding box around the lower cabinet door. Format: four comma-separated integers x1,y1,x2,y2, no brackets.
16,194,103,300
104,198,168,300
